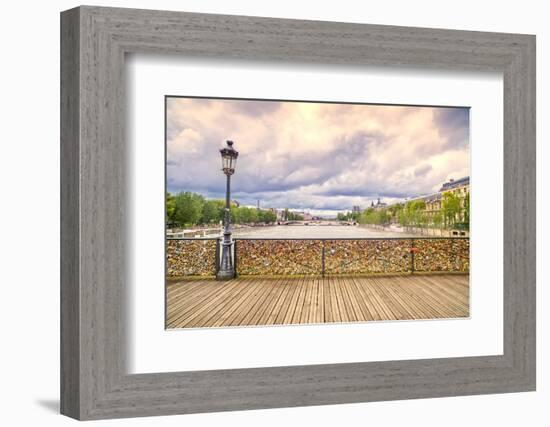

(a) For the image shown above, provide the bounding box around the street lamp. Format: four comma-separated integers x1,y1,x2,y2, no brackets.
217,140,239,280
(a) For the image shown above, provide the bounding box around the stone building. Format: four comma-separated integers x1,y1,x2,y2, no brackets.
405,176,470,221
370,197,387,210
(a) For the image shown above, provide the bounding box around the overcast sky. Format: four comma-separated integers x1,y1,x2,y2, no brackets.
166,97,469,216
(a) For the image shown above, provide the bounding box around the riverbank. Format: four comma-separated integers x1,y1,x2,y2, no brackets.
359,223,469,237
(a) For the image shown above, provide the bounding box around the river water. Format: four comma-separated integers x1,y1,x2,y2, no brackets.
230,224,416,239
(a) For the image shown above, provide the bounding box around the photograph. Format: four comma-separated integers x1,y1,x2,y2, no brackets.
165,96,470,329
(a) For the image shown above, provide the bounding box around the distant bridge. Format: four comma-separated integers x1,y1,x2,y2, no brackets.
281,220,355,226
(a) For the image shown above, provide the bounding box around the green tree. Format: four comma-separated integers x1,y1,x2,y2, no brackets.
267,211,277,223
379,209,390,225
433,211,443,229
230,205,241,224
399,200,425,228
240,207,258,224
173,192,204,226
463,191,470,228
201,199,222,224
387,203,403,223
258,210,277,223
290,212,304,221
361,207,378,225
166,193,176,223
397,205,410,226
351,212,360,222
442,192,461,228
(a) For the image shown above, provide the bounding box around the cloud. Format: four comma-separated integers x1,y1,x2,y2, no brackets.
228,100,281,117
414,163,432,177
433,108,470,150
166,98,469,212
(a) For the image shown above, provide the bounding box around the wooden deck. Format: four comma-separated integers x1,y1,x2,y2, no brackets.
166,274,469,329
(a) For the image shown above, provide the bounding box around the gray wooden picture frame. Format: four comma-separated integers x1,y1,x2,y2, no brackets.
60,5,536,420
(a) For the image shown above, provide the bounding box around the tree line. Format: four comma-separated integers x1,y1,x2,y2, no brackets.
281,209,304,221
341,192,469,230
166,192,278,228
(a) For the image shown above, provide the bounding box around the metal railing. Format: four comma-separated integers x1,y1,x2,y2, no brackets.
166,236,469,278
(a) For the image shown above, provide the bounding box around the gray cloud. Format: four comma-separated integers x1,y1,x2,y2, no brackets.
228,100,282,117
433,108,470,150
414,163,432,177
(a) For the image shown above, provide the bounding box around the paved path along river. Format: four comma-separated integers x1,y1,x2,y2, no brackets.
231,225,416,239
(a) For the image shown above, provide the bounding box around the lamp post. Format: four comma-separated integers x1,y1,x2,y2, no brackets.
217,140,239,280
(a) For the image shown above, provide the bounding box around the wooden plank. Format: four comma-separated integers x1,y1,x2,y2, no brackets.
236,279,276,326
169,281,231,328
291,276,309,325
424,275,470,303
370,277,411,320
381,280,421,320
325,277,341,322
308,278,322,324
391,275,447,318
172,279,245,328
394,276,457,318
253,279,286,326
194,278,261,328
272,278,299,325
166,280,212,303
419,277,469,313
341,278,366,321
228,278,268,326
166,281,220,318
349,277,381,321
166,280,206,302
300,276,314,324
339,277,363,322
167,281,231,327
264,279,290,324
216,279,270,327
165,274,471,328
332,277,350,322
282,277,304,325
385,278,435,320
436,274,470,295
347,277,376,321
315,277,325,323
322,278,332,323
167,280,223,318
408,276,468,316
361,278,397,320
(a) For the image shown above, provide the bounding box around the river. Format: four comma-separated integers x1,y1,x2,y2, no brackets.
230,224,416,239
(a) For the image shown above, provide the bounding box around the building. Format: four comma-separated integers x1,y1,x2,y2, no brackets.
440,176,470,193
371,197,387,210
291,211,313,221
439,177,469,215
420,193,443,219
352,205,361,214
406,176,470,222
269,208,285,221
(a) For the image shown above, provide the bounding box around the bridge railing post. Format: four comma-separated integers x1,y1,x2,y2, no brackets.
410,238,415,274
321,240,326,278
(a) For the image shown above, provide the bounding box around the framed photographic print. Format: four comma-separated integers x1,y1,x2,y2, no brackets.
61,6,536,420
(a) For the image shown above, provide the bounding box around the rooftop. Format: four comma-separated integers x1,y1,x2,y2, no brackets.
440,176,470,192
